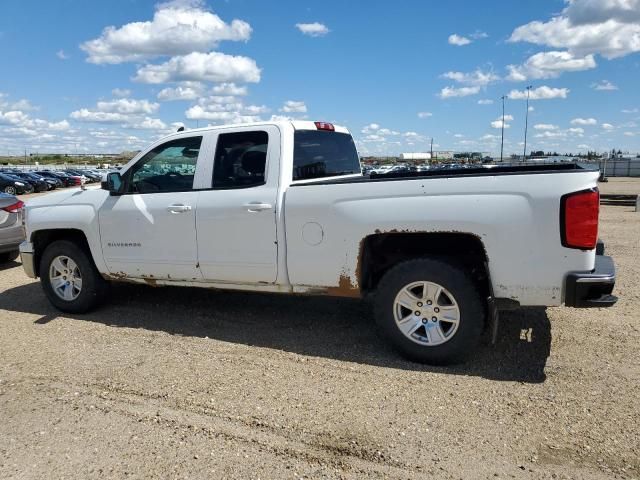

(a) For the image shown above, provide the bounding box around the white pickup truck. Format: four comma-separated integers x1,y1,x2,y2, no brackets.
19,120,617,364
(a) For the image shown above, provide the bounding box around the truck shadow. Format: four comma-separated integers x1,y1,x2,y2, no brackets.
1,282,551,383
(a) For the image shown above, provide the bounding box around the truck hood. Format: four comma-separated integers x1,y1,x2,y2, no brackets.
26,186,104,208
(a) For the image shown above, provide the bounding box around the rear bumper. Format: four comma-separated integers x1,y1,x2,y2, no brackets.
19,241,36,278
565,254,617,308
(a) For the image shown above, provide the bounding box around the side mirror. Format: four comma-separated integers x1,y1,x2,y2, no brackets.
102,172,125,195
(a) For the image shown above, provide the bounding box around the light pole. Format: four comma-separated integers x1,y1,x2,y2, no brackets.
500,95,506,163
523,85,532,162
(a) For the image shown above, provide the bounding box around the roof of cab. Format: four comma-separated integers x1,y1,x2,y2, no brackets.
160,120,350,142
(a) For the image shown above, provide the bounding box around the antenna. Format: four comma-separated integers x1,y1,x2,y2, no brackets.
500,95,506,162
177,126,185,132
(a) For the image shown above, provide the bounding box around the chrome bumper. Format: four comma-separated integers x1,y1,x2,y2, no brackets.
19,241,36,278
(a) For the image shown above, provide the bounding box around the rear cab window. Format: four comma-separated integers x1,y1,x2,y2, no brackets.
293,130,361,181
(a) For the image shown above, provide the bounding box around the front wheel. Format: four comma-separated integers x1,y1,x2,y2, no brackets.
4,186,16,195
374,258,485,365
40,240,109,313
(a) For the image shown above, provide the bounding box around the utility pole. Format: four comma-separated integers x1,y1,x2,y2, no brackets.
523,85,532,162
500,95,506,163
430,137,433,164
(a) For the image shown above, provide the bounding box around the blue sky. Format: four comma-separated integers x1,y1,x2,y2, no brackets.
1,0,640,156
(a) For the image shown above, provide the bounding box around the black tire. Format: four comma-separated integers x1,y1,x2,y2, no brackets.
4,186,16,195
374,258,485,365
0,250,19,263
39,240,109,313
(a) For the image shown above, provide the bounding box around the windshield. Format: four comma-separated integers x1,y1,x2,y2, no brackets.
293,130,360,181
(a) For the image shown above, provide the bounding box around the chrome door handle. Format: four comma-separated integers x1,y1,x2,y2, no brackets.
243,202,272,212
167,204,192,213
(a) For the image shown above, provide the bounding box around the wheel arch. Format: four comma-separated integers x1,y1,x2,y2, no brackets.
358,231,492,299
31,229,93,278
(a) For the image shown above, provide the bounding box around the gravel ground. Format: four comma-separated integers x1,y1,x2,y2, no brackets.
0,181,638,479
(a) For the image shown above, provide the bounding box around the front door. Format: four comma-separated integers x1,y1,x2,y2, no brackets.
99,135,205,281
196,127,280,283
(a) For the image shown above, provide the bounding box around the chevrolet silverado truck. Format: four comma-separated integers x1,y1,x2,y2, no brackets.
19,121,617,364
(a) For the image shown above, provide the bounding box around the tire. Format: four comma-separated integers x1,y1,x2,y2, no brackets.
39,240,109,313
4,186,16,195
0,250,19,263
374,258,485,365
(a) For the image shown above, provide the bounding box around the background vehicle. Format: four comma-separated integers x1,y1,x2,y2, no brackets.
19,120,617,364
11,172,49,192
0,173,28,195
34,171,75,187
0,193,24,263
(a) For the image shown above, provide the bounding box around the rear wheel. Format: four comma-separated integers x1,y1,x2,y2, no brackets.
4,186,16,195
374,258,485,365
40,240,109,313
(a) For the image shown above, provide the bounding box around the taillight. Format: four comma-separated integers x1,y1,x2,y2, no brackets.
561,189,599,249
2,200,24,213
314,121,335,131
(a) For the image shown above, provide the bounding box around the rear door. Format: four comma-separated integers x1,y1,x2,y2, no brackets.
195,126,280,283
98,134,211,280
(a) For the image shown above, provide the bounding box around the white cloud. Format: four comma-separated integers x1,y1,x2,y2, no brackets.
112,88,132,98
622,108,639,113
361,123,380,134
592,80,618,91
133,51,261,84
478,99,494,105
0,94,37,111
212,82,248,96
295,22,329,37
623,131,636,137
602,123,615,130
571,117,597,125
417,111,433,118
442,69,499,86
81,1,252,64
157,83,205,101
439,86,481,99
508,86,569,100
448,34,471,46
534,124,559,130
509,0,640,59
506,51,596,81
96,98,159,114
568,127,585,135
127,117,167,130
56,49,69,60
280,100,307,113
69,97,159,124
69,110,130,123
491,115,513,129
184,96,268,124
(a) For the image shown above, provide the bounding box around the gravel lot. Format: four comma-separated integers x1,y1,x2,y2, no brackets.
1,180,638,479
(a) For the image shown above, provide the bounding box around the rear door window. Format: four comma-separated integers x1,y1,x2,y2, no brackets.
212,131,268,189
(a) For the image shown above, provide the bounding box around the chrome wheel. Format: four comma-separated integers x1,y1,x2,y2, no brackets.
49,255,83,301
393,281,460,346
4,186,16,195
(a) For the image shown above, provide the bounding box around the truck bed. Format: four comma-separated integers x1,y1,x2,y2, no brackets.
299,162,598,186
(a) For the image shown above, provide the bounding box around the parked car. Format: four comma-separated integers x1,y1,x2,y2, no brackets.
33,171,64,188
19,120,618,365
0,173,29,195
34,171,75,187
0,193,24,263
12,172,49,192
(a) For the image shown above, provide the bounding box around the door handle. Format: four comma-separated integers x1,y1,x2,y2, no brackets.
167,204,192,214
243,202,272,212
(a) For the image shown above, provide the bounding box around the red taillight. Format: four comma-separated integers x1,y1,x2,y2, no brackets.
314,121,335,131
561,189,599,249
2,200,24,213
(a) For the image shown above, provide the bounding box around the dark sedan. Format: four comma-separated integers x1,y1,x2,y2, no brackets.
0,173,29,195
12,172,49,192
